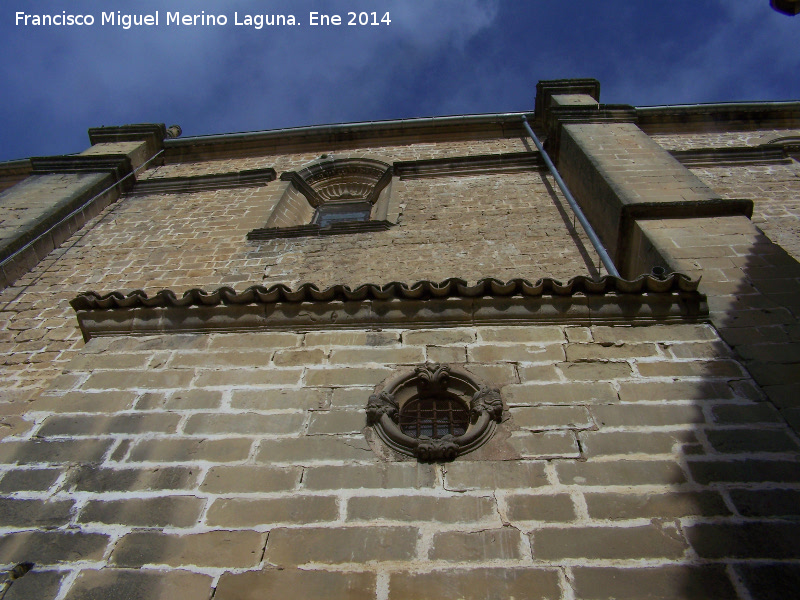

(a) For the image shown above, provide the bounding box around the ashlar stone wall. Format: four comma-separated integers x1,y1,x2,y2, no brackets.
1,323,798,599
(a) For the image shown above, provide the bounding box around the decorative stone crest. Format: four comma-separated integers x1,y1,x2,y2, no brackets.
367,364,503,461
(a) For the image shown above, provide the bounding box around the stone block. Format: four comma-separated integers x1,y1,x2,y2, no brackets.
736,564,800,600
167,350,273,368
711,403,782,424
705,428,800,453
469,344,564,363
0,498,73,528
1,570,64,600
256,435,374,462
183,412,305,435
303,463,435,490
462,363,518,385
37,413,181,436
264,526,418,564
78,496,205,527
685,522,800,558
209,332,301,349
29,391,137,413
503,382,616,405
516,364,561,382
572,566,737,600
206,496,338,527
0,531,109,565
403,328,475,345
0,468,61,492
194,368,303,387
329,347,425,364
110,530,266,568
618,381,733,402
504,493,576,522
556,460,687,486
232,387,329,410
584,491,730,519
201,465,300,493
443,461,548,491
510,405,593,430
347,495,496,523
0,439,112,464
476,326,564,343
636,360,744,378
591,324,716,344
66,466,199,492
388,568,560,600
128,438,252,463
215,570,376,600
558,361,632,380
687,458,800,484
304,367,393,387
81,370,194,390
566,343,658,361
305,331,400,346
425,345,467,363
590,403,705,427
729,489,800,517
580,430,697,457
508,431,580,458
532,523,688,559
430,528,522,561
63,569,213,600
272,347,327,366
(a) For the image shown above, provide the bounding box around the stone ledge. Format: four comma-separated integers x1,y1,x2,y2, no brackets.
70,275,707,340
132,167,276,195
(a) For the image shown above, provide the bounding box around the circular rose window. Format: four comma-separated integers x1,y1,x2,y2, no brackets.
367,364,503,461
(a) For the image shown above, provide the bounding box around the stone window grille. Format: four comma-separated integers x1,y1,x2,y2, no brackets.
367,364,503,461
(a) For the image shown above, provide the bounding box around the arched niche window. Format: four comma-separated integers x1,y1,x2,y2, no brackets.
367,364,503,462
247,156,400,240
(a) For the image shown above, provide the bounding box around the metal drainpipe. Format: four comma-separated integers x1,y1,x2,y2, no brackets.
521,115,620,278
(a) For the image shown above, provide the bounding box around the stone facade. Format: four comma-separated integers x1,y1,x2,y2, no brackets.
0,80,799,599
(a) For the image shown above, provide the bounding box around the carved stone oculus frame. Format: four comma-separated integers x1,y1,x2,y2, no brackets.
367,364,502,461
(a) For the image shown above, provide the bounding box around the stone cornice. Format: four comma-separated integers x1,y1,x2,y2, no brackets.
131,168,276,196
247,220,393,240
636,102,800,133
30,155,133,181
393,152,546,179
670,146,794,167
70,274,706,340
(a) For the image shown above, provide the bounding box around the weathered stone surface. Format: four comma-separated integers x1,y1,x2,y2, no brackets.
503,382,616,405
592,324,716,344
347,495,496,523
705,428,800,453
194,368,303,387
559,361,632,380
686,522,800,558
304,367,393,386
729,489,800,517
329,347,424,364
303,463,436,490
78,496,205,527
128,438,252,463
618,381,734,401
2,570,65,600
430,528,522,561
200,465,300,493
0,439,112,464
504,493,576,522
580,430,698,457
206,496,338,526
256,435,373,462
63,569,213,600
0,531,110,565
444,461,548,491
688,458,800,484
0,468,61,492
28,391,137,413
736,564,800,600
584,491,731,519
403,328,475,345
215,570,376,600
388,568,560,600
110,530,266,568
183,412,305,435
66,466,199,492
0,498,72,527
508,431,580,458
264,526,418,564
477,326,564,343
232,387,329,410
590,403,705,427
469,344,564,363
37,413,181,436
532,523,688,559
306,410,365,434
510,405,593,430
556,460,687,486
572,566,737,600
566,343,658,361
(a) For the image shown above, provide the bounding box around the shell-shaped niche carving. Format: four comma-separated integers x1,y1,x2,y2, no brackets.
288,157,393,208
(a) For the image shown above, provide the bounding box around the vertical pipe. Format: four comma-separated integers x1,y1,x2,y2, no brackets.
521,116,620,278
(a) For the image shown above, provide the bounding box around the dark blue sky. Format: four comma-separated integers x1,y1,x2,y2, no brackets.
1,0,797,162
